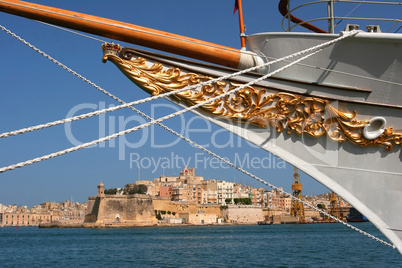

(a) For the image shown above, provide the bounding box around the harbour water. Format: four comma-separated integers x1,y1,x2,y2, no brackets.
1,222,401,267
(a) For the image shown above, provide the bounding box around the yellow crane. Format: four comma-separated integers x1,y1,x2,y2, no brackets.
290,167,305,223
329,192,340,220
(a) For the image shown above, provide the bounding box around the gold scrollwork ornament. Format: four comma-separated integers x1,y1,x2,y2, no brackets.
102,44,401,151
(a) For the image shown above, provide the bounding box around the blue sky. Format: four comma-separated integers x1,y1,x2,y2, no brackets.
0,0,400,207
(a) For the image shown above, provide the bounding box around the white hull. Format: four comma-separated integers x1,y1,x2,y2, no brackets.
201,110,402,253
243,31,402,253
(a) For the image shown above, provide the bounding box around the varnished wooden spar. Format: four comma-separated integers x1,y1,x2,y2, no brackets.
0,0,261,69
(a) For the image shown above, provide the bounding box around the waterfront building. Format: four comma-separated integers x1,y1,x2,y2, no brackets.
2,212,52,226
233,184,252,200
200,183,209,204
261,190,275,207
272,197,292,210
195,183,204,204
205,180,218,204
150,167,254,205
163,217,183,224
41,201,60,210
217,181,234,204
159,185,174,198
250,188,260,205
172,186,191,202
180,212,217,225
154,166,206,203
51,208,87,224
0,200,87,226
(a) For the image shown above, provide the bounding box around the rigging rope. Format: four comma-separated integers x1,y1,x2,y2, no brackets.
0,41,332,173
0,43,338,139
334,0,364,28
387,19,402,33
0,98,155,138
0,24,395,249
36,21,107,43
0,25,360,139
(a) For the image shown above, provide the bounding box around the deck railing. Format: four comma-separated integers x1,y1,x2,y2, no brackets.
281,0,402,33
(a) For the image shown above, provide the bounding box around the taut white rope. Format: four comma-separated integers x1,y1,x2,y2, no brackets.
0,98,155,138
0,45,326,174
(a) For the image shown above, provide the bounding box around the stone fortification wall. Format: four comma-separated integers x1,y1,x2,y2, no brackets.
85,196,99,222
304,208,321,220
85,194,156,224
221,205,264,224
153,198,220,215
153,198,197,214
197,204,220,215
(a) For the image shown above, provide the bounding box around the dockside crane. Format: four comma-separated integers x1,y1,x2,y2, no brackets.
329,192,340,220
290,167,305,223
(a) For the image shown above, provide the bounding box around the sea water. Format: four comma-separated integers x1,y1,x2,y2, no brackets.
0,222,401,267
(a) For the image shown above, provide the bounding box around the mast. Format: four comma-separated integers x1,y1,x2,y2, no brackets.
234,0,246,50
0,0,260,69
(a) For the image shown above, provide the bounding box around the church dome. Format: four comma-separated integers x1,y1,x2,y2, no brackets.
181,165,189,173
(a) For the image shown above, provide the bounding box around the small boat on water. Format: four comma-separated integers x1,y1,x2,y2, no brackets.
347,208,369,223
0,0,401,253
257,221,272,225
